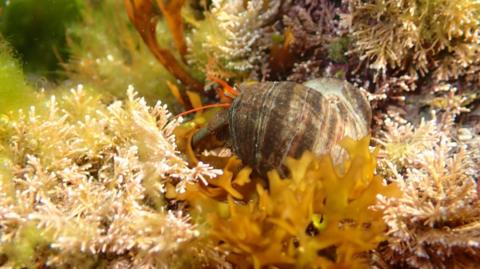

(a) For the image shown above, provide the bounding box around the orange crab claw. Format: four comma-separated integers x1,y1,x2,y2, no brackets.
207,76,240,98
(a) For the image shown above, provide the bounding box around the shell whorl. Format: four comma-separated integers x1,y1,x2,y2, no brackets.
228,78,371,176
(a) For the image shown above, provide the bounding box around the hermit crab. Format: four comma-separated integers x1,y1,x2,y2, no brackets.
185,78,372,177
124,1,372,176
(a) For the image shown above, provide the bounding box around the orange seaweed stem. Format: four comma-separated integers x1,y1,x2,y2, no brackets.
124,0,203,93
155,0,188,60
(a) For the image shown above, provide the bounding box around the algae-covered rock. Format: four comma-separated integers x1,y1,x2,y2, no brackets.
0,0,81,78
0,39,35,113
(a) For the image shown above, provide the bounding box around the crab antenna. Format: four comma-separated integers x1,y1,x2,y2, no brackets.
207,76,239,97
176,103,231,118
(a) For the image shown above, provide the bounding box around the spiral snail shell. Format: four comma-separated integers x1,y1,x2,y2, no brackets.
194,78,372,177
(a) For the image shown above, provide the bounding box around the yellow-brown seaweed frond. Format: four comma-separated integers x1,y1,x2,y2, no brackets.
180,136,400,268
